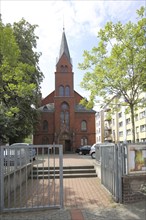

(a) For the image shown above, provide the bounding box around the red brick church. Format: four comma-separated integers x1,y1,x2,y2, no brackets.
33,29,96,153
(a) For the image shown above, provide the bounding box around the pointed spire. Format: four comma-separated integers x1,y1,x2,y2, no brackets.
59,28,71,64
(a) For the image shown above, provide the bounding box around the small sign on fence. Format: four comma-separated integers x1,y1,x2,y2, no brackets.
127,144,146,173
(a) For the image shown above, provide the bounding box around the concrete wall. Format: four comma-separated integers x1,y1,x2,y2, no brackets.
93,161,101,179
4,164,32,198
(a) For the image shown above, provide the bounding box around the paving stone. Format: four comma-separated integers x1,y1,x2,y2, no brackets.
1,155,145,220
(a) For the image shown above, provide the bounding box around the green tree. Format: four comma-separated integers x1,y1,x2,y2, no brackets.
79,7,146,143
0,19,43,144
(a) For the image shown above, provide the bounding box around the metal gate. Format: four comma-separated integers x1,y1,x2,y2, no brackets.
0,144,63,212
100,143,126,202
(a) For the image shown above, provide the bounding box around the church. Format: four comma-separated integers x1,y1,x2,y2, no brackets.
33,29,96,153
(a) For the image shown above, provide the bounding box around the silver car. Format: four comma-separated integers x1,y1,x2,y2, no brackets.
10,143,36,161
4,147,29,166
90,144,96,159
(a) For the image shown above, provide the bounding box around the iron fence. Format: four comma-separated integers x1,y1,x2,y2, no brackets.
0,144,63,212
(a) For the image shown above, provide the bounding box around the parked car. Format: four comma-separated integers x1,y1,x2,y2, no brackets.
10,143,36,161
4,147,28,166
90,142,110,159
75,145,91,155
90,144,96,159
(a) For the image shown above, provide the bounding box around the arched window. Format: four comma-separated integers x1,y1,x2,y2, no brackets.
59,85,64,96
65,111,69,127
60,65,68,72
43,120,48,131
61,102,69,110
81,137,88,145
60,112,64,123
64,65,68,72
81,120,87,131
65,86,70,96
60,102,70,130
60,65,64,72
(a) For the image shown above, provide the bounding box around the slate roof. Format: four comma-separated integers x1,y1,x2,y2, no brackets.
39,103,55,112
39,103,95,113
75,104,96,113
59,29,71,64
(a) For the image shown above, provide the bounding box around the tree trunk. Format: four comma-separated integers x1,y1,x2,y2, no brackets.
130,104,135,143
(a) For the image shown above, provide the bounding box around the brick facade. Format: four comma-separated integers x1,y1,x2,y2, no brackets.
33,30,96,153
122,174,146,203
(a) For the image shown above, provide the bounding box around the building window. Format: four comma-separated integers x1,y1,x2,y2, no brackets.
135,114,138,121
60,65,64,72
127,129,131,135
65,112,69,127
136,126,139,133
60,102,69,130
119,131,123,137
65,86,70,96
112,119,115,126
59,85,64,96
64,65,68,72
141,138,146,142
140,124,146,132
81,137,88,145
81,120,87,131
61,102,69,110
118,112,122,118
126,118,130,125
60,65,68,72
43,120,48,131
127,140,131,143
119,122,123,127
139,111,146,119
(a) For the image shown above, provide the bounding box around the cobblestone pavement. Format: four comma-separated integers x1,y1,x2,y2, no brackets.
1,155,146,219
0,201,146,220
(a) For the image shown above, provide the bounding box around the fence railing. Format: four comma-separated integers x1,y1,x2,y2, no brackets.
0,144,63,212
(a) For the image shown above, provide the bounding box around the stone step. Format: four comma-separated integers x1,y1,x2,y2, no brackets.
33,165,95,170
31,173,97,179
32,169,96,175
31,165,97,179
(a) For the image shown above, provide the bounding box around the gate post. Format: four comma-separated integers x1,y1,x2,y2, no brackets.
115,144,119,202
118,144,125,203
0,146,4,212
59,145,63,209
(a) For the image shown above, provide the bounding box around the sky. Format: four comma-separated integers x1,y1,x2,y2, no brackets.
1,0,145,110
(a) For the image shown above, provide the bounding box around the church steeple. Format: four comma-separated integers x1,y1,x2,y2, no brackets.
58,28,71,64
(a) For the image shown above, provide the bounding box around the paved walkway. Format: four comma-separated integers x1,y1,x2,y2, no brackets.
0,154,146,220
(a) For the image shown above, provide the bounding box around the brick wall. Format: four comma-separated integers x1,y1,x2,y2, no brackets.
122,174,146,203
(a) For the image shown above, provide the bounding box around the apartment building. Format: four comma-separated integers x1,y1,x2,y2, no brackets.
96,93,146,143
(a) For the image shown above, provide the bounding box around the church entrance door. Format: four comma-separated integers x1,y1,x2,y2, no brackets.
65,140,71,152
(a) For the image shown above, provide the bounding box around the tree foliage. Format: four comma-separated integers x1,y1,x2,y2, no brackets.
0,18,43,144
79,7,146,143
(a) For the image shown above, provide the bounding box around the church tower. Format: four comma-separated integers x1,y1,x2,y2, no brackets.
33,29,96,153
54,28,75,151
